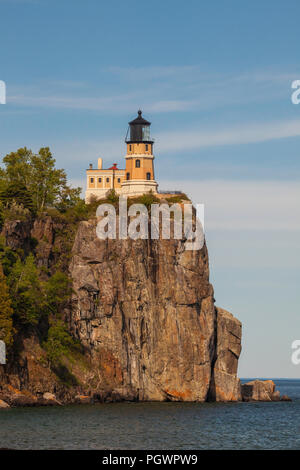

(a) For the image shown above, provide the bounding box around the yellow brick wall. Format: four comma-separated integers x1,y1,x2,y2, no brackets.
125,156,154,180
127,143,152,155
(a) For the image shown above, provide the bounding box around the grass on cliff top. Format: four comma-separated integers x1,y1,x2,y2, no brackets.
88,190,191,214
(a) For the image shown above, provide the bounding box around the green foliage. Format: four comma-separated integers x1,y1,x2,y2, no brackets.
0,146,88,380
2,201,31,221
0,236,18,276
105,188,119,205
54,185,82,213
44,272,72,314
3,147,33,188
129,191,160,210
0,265,15,348
28,147,68,212
0,167,7,194
165,193,190,204
8,254,45,325
43,320,80,367
2,147,82,213
7,254,73,326
0,181,34,213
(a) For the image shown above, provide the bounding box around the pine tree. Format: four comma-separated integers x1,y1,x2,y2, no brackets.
0,264,14,348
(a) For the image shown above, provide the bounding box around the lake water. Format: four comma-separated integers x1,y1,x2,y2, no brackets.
0,379,299,450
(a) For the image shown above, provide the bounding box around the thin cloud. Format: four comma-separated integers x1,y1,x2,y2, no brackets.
7,66,298,113
160,179,300,231
157,119,300,152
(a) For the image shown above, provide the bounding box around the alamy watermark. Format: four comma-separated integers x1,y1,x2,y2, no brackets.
291,340,300,365
291,80,300,104
95,197,205,251
0,80,6,104
0,340,6,365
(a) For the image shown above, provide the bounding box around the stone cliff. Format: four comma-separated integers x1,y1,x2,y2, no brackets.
68,218,242,402
0,214,242,403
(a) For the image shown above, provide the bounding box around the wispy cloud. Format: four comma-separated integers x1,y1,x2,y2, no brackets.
6,66,299,113
56,118,300,163
160,179,300,231
157,119,300,152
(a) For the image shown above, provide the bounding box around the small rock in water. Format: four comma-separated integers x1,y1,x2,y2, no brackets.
280,394,292,402
39,392,62,406
241,380,292,402
75,395,91,404
0,399,10,409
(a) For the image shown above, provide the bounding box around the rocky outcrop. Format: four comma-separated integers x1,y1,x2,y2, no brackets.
0,214,243,403
31,217,55,268
241,380,291,402
68,218,242,402
208,308,242,401
1,219,33,255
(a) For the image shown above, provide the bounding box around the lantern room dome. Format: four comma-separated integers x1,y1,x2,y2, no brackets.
126,110,153,143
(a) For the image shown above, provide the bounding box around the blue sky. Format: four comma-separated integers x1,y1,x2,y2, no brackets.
0,0,300,377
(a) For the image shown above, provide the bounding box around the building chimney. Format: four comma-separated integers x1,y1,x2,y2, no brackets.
98,158,103,169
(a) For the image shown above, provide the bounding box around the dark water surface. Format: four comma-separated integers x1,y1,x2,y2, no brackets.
0,379,299,449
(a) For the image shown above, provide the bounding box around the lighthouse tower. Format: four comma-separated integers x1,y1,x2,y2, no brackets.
121,110,158,195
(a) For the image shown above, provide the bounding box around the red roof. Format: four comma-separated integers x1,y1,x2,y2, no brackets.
108,163,119,170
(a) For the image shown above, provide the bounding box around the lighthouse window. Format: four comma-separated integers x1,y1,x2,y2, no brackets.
129,144,132,152
142,126,150,141
126,172,130,180
146,172,151,180
145,144,148,151
135,159,140,168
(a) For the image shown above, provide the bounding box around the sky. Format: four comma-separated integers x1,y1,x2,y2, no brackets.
0,0,299,378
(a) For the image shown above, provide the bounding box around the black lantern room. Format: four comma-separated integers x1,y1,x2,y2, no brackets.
126,110,153,143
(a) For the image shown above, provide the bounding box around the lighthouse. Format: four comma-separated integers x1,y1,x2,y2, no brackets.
121,110,158,195
85,110,158,202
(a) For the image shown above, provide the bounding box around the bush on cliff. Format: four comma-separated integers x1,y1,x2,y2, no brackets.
8,254,45,325
128,191,160,211
0,265,15,348
0,237,18,276
43,320,80,365
0,181,35,213
45,271,73,315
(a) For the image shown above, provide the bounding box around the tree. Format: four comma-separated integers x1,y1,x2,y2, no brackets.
0,265,14,348
0,181,34,212
0,167,7,194
2,147,82,213
2,147,33,188
8,254,45,325
54,185,82,213
43,320,78,366
45,272,72,316
0,236,19,275
29,147,67,211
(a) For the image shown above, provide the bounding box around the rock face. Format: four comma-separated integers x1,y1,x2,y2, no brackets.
208,308,242,401
69,219,242,402
0,215,243,403
1,219,33,255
